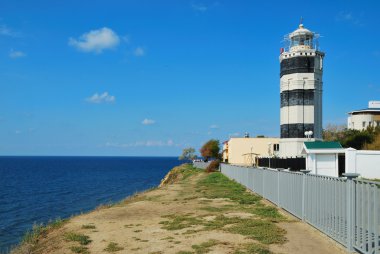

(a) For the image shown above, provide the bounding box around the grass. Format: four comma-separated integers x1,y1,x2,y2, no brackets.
160,171,287,245
234,243,273,254
191,239,219,254
81,224,96,229
22,218,66,244
160,214,203,230
64,232,92,245
161,236,174,240
226,220,286,244
70,246,90,254
104,242,124,252
197,173,261,205
161,164,202,186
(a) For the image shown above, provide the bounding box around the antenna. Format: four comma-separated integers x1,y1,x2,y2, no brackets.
300,16,304,25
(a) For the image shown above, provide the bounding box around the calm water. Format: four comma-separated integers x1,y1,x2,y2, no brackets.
0,156,182,252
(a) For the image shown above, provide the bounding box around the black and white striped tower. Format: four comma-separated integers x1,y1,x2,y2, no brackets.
279,23,324,157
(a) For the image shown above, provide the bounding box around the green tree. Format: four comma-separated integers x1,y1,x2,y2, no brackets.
364,133,380,150
200,139,220,162
179,147,197,161
323,124,376,149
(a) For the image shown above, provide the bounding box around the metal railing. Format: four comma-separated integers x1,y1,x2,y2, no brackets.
219,163,380,254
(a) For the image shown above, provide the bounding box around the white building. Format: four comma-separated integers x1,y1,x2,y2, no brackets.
302,141,345,177
279,23,324,157
347,101,380,130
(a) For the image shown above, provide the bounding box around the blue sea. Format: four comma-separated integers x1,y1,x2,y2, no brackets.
0,156,182,253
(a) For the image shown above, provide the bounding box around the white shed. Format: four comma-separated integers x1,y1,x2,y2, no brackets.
301,141,345,177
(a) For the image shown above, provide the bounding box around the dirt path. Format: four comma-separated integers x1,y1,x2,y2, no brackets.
13,165,347,254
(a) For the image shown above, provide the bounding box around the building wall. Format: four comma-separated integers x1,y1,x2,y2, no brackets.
226,138,280,166
345,148,380,179
347,114,380,130
280,138,310,158
306,153,339,177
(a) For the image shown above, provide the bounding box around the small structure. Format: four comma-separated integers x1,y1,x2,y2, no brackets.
223,136,280,166
345,148,380,179
302,141,345,177
347,101,380,130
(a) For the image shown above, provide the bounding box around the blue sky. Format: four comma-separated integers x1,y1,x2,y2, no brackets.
1,0,380,156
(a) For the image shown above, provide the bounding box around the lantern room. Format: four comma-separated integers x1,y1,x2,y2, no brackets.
287,24,317,52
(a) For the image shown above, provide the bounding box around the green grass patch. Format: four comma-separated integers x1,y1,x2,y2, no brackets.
81,224,96,229
197,173,261,205
191,239,219,254
64,232,92,245
251,206,285,221
199,206,229,212
181,164,203,180
176,251,193,254
161,236,175,240
70,246,90,254
104,242,124,252
22,218,66,244
226,220,286,244
160,214,203,230
234,243,272,254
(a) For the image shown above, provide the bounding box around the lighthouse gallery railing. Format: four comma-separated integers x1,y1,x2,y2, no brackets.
218,163,380,254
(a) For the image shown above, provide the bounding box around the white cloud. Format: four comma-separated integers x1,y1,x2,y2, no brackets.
0,24,20,37
142,118,155,125
134,46,145,56
209,124,219,129
192,3,208,12
336,11,353,21
9,49,26,59
15,130,22,135
336,11,362,26
69,27,120,53
86,92,115,104
105,139,175,148
191,2,219,12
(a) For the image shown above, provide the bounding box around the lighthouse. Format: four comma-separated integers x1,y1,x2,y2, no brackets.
279,23,324,157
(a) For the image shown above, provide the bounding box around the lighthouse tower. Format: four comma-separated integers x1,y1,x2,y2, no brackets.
279,23,324,157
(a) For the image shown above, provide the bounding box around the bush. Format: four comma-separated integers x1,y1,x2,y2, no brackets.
206,160,220,173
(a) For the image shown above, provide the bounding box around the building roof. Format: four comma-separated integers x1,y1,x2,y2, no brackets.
302,141,345,155
304,141,343,149
348,108,380,115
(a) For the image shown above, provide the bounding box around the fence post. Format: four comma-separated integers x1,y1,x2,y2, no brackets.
343,173,360,252
277,168,285,207
300,170,311,221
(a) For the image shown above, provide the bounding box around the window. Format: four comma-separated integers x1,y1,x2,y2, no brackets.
369,121,372,127
363,121,366,128
273,144,279,151
377,121,380,126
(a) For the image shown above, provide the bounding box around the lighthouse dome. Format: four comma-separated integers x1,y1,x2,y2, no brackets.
289,24,313,39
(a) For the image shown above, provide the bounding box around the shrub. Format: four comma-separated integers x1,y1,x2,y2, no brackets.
206,160,220,173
